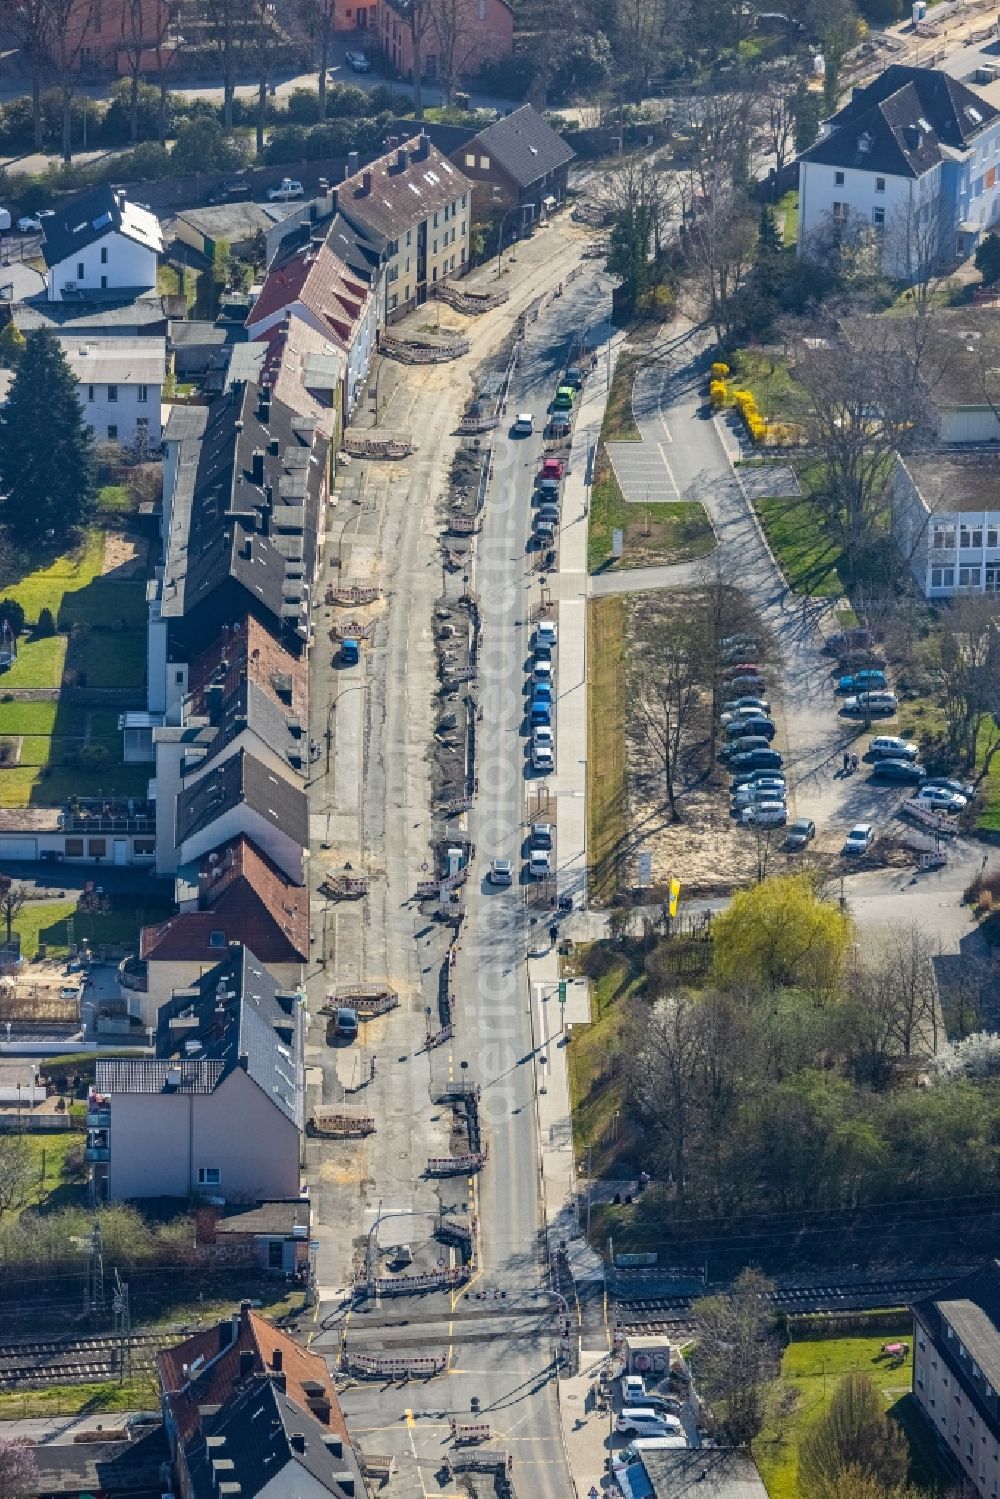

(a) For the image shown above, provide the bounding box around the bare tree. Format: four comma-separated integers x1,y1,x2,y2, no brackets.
152,0,179,143
45,0,96,161
635,991,704,1198
613,0,669,94
925,594,1000,773
0,1138,34,1215
760,81,796,196
1,0,50,150
692,1268,777,1448
204,0,247,128
119,0,147,142
299,0,334,118
423,0,479,103
0,1440,37,1499
629,602,706,821
0,877,26,949
848,924,940,1086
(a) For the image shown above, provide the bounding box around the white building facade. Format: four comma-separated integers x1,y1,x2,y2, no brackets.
63,337,166,448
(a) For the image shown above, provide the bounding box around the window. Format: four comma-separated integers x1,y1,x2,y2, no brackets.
492,185,502,200
107,384,118,403
465,152,476,167
268,1240,283,1268
65,838,84,857
876,176,886,192
175,669,184,684
107,424,117,440
931,566,954,589
100,275,107,289
433,239,438,254
389,292,398,310
960,524,983,548
136,417,148,436
987,526,999,547
450,254,455,270
433,211,439,228
209,930,226,948
137,385,148,403
832,201,850,222
87,385,95,402
405,257,410,273
77,262,84,279
134,838,155,855
198,1167,221,1186
93,0,101,26
406,229,412,246
88,838,106,857
461,220,466,235
461,245,466,263
960,566,982,586
835,171,845,185
932,524,956,549
873,207,885,227
100,246,108,264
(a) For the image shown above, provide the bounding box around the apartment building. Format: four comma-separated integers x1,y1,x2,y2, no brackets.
338,133,473,318
913,1264,1000,1499
375,0,513,87
892,452,1000,598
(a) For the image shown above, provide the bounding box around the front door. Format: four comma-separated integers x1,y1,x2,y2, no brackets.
113,839,128,866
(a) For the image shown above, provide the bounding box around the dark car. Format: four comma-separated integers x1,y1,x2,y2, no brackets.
536,478,560,502
535,504,560,524
725,716,776,741
549,413,572,437
729,747,784,771
869,757,925,784
924,775,975,798
785,817,816,850
731,769,786,790
564,367,585,390
723,736,773,760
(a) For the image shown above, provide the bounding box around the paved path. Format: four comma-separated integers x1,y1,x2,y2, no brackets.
606,361,680,504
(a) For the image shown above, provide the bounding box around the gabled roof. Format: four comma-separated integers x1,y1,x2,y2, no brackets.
247,236,369,353
43,184,163,268
157,1303,346,1447
30,1425,170,1499
153,946,303,1127
470,105,575,188
142,836,309,966
160,379,327,640
255,314,344,436
176,748,309,850
97,1056,226,1095
801,65,998,177
325,210,386,285
338,134,472,241
186,614,310,774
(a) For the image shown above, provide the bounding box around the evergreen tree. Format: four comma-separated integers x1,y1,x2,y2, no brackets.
0,322,26,368
0,329,95,544
758,203,783,260
975,233,1000,286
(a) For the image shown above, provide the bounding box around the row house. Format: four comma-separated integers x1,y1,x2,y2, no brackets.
92,945,304,1202
64,335,166,447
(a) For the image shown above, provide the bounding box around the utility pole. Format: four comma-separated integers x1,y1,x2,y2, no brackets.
113,1269,131,1383
86,1220,106,1320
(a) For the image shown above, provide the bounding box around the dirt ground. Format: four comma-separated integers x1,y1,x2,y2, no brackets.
102,530,147,577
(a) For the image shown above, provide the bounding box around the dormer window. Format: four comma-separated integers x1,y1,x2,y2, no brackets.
858,131,874,154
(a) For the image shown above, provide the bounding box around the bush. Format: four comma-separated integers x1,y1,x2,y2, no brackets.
35,608,55,638
286,87,322,123
0,600,26,638
75,744,112,770
709,379,728,408
711,362,730,379
171,117,252,175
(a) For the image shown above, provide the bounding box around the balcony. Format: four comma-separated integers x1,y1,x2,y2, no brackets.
61,797,156,835
118,956,148,994
85,1145,110,1163
86,1109,110,1129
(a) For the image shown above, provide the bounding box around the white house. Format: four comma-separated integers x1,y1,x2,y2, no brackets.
891,452,1000,597
798,66,1000,276
62,336,166,447
42,185,163,302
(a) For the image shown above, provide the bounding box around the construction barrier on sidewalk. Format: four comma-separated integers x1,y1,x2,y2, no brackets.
330,618,377,642
901,799,959,835
342,429,414,458
360,1454,397,1479
326,583,382,606
319,873,370,900
323,983,399,1018
427,1149,487,1176
450,1422,491,1444
307,1109,375,1137
382,332,471,364
354,1265,469,1296
347,1352,447,1378
434,283,509,315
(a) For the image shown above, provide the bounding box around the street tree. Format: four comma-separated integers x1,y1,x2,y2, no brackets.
424,0,480,103
204,0,248,128
601,155,677,317
799,1372,909,1499
0,876,27,948
44,0,96,160
692,1269,777,1447
711,874,853,995
0,1138,34,1215
299,0,335,118
975,232,1000,286
848,923,940,1079
0,1439,37,1499
0,328,96,544
680,174,757,345
0,0,49,149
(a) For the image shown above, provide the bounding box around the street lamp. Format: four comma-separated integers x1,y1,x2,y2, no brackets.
325,680,370,777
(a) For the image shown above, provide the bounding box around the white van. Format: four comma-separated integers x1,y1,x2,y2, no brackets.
0,208,11,233
615,1408,683,1437
614,1435,689,1466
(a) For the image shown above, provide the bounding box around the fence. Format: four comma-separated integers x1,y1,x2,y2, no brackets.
450,1421,491,1444
356,1265,469,1296
426,1149,487,1176
347,1352,446,1378
0,1114,79,1134
307,1110,375,1137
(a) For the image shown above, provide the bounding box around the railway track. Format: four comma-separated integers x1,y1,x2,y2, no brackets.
613,1272,958,1332
0,1333,162,1388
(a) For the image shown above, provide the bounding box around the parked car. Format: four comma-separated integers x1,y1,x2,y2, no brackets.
533,725,554,749
914,785,967,812
616,1409,682,1438
17,209,53,232
531,745,554,773
723,695,770,716
721,704,769,726
532,660,553,685
552,386,575,411
870,757,925,784
0,208,11,232
267,178,304,201
541,458,565,480
722,735,772,760
869,736,917,760
841,691,897,718
720,633,759,653
564,367,585,390
488,858,513,886
731,769,786,791
536,478,560,503
842,824,874,857
514,412,534,435
740,801,787,827
825,627,873,656
622,1375,646,1403
725,676,766,695
549,412,572,437
535,504,560,525
725,716,775,741
729,747,783,771
530,821,553,849
533,642,553,664
529,699,551,726
923,776,975,798
528,849,552,878
331,1006,358,1040
785,818,816,850
344,49,371,69
731,778,786,805
535,621,558,648
837,669,887,694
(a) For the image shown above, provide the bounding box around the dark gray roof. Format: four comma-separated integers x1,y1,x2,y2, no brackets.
160,379,326,640
153,945,304,1128
15,293,167,336
176,748,308,849
471,105,575,188
96,1057,226,1094
914,1263,1000,1425
186,1374,362,1499
31,1425,170,1497
801,66,998,177
214,1200,310,1236
41,183,162,268
325,210,386,285
640,1450,769,1499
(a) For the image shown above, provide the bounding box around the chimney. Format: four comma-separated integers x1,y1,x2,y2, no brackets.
396,146,408,171
271,1347,282,1373
361,170,372,194
258,384,270,423
290,1434,306,1454
347,150,359,173
417,131,430,159
251,451,264,485
238,1052,249,1071
239,1349,254,1380
268,437,279,456
240,1298,252,1330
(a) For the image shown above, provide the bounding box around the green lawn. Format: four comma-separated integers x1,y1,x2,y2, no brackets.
4,532,145,630
567,953,645,1171
754,494,845,596
602,349,642,442
13,896,171,959
588,454,715,572
732,348,812,426
588,596,626,906
0,634,67,689
81,629,146,689
973,717,1000,834
776,189,799,247
97,484,133,515
755,1326,944,1499
20,1132,86,1210
0,1376,160,1421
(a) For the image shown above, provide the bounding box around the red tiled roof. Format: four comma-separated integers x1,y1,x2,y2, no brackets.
157,1305,347,1447
248,239,369,350
187,616,308,723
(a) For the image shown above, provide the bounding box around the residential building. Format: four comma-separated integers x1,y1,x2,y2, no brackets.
175,201,303,263
0,799,156,867
92,945,304,1201
197,1200,312,1277
246,233,379,419
337,133,473,317
912,1263,1000,1498
148,378,329,701
62,335,166,447
797,66,1000,275
51,0,174,75
451,105,575,232
891,452,1000,597
163,746,308,880
376,0,513,87
250,316,344,438
41,185,163,302
127,833,308,1025
912,307,1000,442
13,292,168,339
617,1449,769,1499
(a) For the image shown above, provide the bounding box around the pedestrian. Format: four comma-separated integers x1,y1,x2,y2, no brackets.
843,751,850,773
851,753,859,773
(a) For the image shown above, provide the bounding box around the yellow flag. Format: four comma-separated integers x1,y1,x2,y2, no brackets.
668,877,681,918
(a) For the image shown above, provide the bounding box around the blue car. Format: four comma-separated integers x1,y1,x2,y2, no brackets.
530,699,552,726
532,682,554,702
837,669,887,694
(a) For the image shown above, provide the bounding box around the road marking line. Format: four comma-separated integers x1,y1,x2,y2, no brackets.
658,445,680,498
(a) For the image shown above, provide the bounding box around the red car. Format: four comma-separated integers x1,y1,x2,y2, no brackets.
541,458,565,481
728,661,760,675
